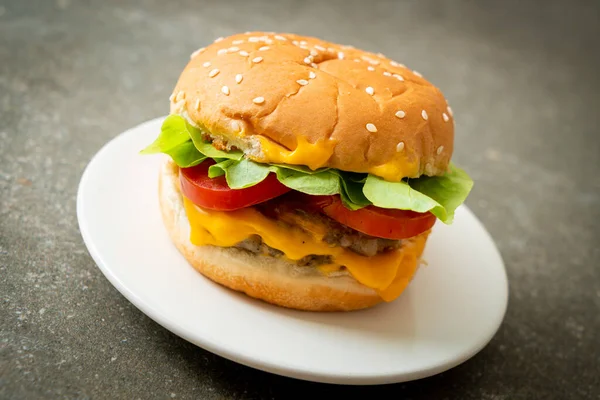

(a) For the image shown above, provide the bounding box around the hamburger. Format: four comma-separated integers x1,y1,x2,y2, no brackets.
141,32,473,311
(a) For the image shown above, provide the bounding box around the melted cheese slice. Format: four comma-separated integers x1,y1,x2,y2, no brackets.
251,136,419,182
255,136,336,171
182,197,427,301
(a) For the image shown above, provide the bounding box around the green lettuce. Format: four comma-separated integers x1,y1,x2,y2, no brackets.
140,115,474,224
139,116,206,167
363,163,473,223
209,157,341,194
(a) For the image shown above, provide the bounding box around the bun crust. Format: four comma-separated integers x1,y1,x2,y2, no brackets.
170,32,454,180
158,158,427,312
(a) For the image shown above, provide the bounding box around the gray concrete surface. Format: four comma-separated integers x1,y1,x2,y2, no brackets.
1,0,599,399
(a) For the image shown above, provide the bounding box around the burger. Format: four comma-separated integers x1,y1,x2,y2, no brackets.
141,32,473,311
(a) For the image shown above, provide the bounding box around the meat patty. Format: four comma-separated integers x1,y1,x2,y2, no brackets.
233,199,402,266
262,201,402,257
233,235,334,267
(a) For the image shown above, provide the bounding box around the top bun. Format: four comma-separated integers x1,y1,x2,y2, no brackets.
170,32,454,181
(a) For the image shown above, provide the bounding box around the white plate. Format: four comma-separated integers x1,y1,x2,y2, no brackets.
77,117,508,385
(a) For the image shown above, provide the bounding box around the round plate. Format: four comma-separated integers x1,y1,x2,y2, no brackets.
77,117,508,385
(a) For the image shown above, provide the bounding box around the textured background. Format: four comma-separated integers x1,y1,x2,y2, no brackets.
1,0,599,399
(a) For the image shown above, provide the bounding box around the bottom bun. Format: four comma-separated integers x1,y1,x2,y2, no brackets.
158,158,429,312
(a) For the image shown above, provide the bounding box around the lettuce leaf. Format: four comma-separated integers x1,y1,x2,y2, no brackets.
140,116,191,154
162,141,207,168
140,114,474,223
274,168,340,195
408,164,474,223
207,159,233,178
216,158,270,189
141,114,243,161
139,119,206,167
209,157,341,194
331,171,371,210
363,164,473,223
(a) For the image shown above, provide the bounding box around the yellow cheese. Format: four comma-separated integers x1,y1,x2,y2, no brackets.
368,157,419,183
251,136,419,182
182,197,425,301
377,235,427,301
254,136,336,171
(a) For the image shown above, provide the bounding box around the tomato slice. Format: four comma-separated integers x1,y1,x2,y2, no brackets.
179,160,291,211
303,195,436,240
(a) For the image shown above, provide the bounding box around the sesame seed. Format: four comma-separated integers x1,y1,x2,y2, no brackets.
203,61,211,68
304,57,312,64
393,74,404,81
310,63,318,68
168,93,174,102
367,66,375,71
377,52,385,58
235,74,243,84
292,40,299,46
310,49,318,57
396,142,405,152
395,110,406,119
253,97,265,104
190,48,205,59
341,45,355,50
338,51,345,60
274,35,287,41
221,86,230,95
228,46,240,52
248,37,259,42
447,106,453,117
366,123,377,133
390,61,400,67
369,59,380,65
421,110,428,120
231,120,241,132
217,49,227,55
259,46,270,51
398,63,406,68
299,44,308,49
264,39,273,44
239,50,249,57
195,99,200,110
214,36,224,43
365,86,374,95
297,79,309,86
437,146,444,155
443,112,449,122
300,40,308,45
208,68,220,78
309,71,316,79
383,71,392,76
175,90,185,102
232,40,244,45
315,45,326,51
252,56,263,63
413,70,423,77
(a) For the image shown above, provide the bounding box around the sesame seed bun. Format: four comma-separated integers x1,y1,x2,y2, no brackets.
170,32,454,180
158,158,429,311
